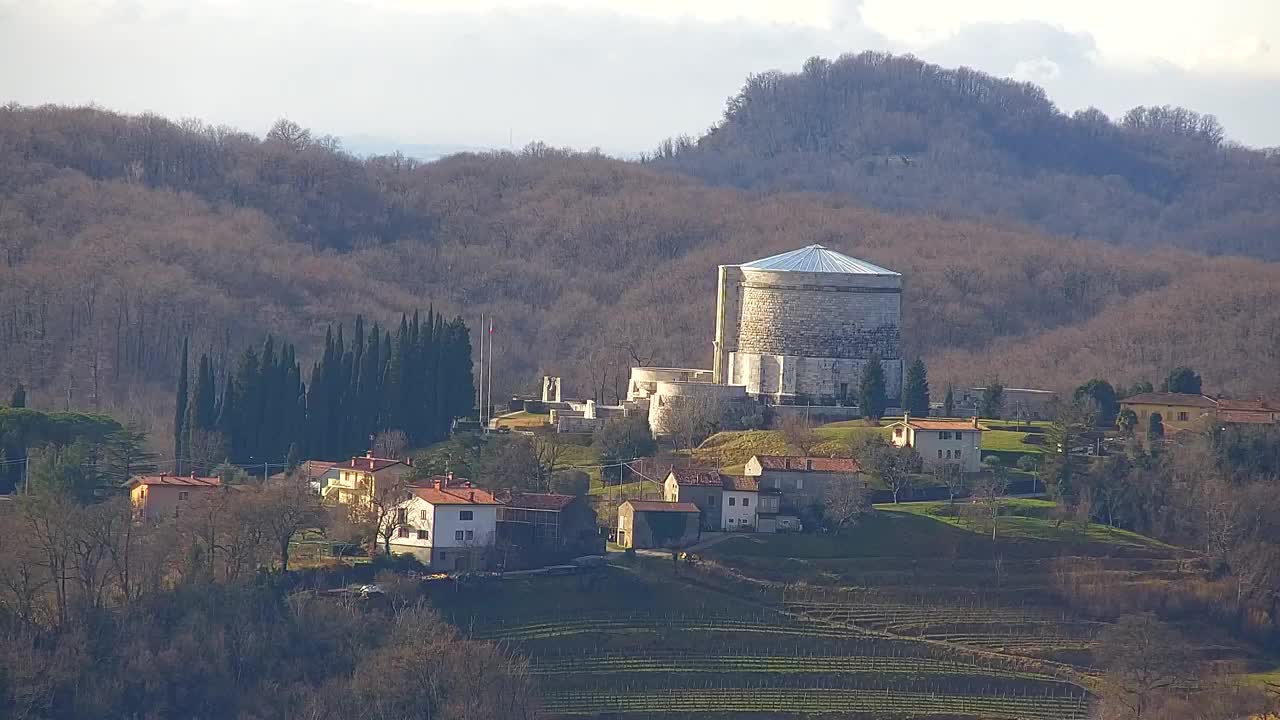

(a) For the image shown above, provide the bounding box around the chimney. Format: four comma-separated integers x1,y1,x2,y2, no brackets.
972,416,979,429
190,471,196,479
446,471,454,485
469,491,475,502
366,450,374,459
434,476,444,490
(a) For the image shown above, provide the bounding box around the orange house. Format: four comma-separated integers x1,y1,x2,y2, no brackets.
127,473,221,521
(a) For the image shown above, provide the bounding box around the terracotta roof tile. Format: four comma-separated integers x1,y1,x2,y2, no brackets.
892,419,989,432
408,485,501,505
1217,409,1278,425
1216,399,1280,412
624,500,700,513
1121,393,1218,409
721,476,759,492
129,474,221,488
668,469,726,487
752,456,862,473
346,456,406,472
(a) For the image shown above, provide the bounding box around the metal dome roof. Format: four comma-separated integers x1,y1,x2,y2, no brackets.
740,245,899,275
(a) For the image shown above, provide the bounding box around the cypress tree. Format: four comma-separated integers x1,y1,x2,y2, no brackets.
174,338,189,472
904,357,930,417
943,385,955,418
859,355,887,422
9,383,26,408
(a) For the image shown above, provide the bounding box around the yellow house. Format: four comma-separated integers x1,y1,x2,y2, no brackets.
321,452,413,507
1120,392,1218,436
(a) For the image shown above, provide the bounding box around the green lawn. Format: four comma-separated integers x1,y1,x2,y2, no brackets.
878,500,1175,551
493,410,551,429
982,430,1044,455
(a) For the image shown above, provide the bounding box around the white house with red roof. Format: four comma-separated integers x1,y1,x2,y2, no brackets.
386,476,501,570
126,473,221,521
888,415,988,473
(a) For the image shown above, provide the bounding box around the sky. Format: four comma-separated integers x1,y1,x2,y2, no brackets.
1,0,1278,154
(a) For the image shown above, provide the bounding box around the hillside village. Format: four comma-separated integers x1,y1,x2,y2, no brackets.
5,241,1280,720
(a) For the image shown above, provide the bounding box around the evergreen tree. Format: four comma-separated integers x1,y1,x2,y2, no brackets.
1161,367,1202,395
979,381,1004,419
859,355,887,422
903,357,930,416
1073,379,1119,427
174,338,189,472
943,385,955,418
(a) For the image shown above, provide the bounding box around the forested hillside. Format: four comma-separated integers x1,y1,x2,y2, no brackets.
657,51,1280,260
2,104,1280,457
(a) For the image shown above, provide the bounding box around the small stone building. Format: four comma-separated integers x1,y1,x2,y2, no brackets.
617,500,701,549
743,455,863,515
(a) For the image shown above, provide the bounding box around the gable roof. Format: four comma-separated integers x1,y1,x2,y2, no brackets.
667,469,727,487
1216,398,1279,412
1217,409,1277,425
890,418,989,432
129,474,221,489
1121,392,1218,409
750,456,862,473
721,476,759,492
740,245,898,276
623,500,700,513
408,485,501,506
346,455,407,473
505,493,577,511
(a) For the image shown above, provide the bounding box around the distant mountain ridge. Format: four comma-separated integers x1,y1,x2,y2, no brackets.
656,51,1280,260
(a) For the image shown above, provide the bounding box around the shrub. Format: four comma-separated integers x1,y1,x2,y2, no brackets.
981,455,1003,468
1017,455,1039,472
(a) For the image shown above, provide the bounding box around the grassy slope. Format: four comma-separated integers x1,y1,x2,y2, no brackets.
695,419,1043,472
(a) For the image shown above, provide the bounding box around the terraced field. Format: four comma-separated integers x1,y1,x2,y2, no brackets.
544,688,1090,719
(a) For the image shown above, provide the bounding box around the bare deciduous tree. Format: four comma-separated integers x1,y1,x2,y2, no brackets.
823,476,870,533
778,414,819,456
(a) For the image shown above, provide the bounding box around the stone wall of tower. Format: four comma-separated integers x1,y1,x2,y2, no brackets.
736,269,901,362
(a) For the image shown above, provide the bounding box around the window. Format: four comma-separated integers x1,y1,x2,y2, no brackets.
459,510,473,521
743,497,750,507
178,491,189,501
1178,411,1189,421
945,449,952,459
465,530,474,541
455,530,465,541
420,509,429,521
939,431,948,440
708,495,717,505
728,497,736,506
839,382,848,399
938,449,943,459
955,449,962,459
396,508,407,523
794,478,803,490
396,527,409,538
417,529,428,540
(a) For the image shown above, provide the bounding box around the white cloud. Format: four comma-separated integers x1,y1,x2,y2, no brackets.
0,0,1277,151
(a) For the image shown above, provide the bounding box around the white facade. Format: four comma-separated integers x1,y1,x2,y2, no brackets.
387,495,498,570
890,422,985,473
721,489,758,531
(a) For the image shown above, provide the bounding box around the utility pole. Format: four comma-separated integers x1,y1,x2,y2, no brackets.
24,454,30,495
477,314,485,427
486,318,494,433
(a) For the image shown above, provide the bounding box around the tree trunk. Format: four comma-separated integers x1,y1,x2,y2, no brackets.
279,539,290,572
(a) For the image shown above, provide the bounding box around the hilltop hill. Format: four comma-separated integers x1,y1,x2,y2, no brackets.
2,105,1280,444
657,51,1280,261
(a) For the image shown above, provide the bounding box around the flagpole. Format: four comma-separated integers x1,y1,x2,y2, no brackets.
477,314,485,427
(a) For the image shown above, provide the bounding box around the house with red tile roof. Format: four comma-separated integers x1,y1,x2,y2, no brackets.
126,473,221,521
616,500,700,549
887,415,988,473
743,454,863,529
386,475,500,570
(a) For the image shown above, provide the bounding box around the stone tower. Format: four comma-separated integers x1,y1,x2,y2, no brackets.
713,244,903,405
